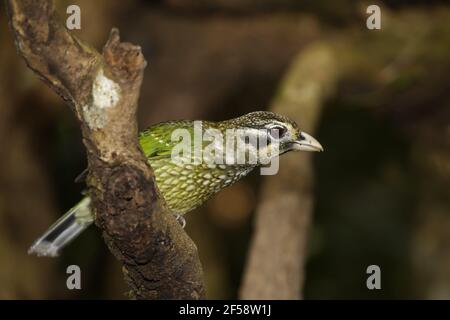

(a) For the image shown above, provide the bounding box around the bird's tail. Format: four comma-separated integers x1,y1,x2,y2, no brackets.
28,197,94,257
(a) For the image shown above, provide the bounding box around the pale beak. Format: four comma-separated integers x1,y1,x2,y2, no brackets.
292,132,324,152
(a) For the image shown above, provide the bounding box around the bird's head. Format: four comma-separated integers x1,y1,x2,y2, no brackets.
220,111,323,162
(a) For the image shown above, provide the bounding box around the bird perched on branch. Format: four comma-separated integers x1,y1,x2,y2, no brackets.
29,111,323,257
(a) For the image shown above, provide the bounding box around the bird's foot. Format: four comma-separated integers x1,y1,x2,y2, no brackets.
174,214,186,229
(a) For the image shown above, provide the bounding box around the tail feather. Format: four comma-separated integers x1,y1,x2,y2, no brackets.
28,197,93,257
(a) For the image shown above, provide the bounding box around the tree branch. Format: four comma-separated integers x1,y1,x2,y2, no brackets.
6,0,205,299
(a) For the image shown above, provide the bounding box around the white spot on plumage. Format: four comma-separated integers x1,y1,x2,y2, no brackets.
159,172,168,178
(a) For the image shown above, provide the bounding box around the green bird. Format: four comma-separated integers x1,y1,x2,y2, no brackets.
29,111,323,257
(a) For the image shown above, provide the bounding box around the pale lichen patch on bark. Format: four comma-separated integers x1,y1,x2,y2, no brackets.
83,68,121,129
82,104,107,129
93,69,121,109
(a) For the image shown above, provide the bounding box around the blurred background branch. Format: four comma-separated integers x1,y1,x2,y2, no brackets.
240,43,338,299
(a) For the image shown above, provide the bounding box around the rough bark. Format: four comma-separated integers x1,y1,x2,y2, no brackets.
6,0,204,299
240,43,338,299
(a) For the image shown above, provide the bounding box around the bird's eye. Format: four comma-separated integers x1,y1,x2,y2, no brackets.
268,126,287,139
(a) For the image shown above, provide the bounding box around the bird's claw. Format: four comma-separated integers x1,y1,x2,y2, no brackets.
175,214,186,229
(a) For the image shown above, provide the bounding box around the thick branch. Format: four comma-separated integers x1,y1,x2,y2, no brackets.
6,0,204,299
240,43,337,299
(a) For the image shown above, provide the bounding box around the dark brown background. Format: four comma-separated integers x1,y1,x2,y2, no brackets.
0,0,449,299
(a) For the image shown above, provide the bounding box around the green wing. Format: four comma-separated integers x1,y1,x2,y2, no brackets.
139,120,194,160
75,121,195,183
